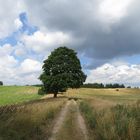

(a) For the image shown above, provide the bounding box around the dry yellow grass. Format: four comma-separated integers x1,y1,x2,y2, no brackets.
0,87,139,140
67,88,140,107
0,98,66,140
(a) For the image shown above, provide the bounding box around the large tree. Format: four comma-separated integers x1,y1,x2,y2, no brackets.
39,47,86,97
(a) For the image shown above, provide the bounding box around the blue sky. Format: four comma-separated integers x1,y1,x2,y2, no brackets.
0,13,37,46
0,0,140,86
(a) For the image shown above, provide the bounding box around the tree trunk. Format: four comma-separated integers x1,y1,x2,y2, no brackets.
54,92,57,98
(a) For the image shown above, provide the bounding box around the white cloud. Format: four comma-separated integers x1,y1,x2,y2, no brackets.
0,44,17,67
0,44,19,84
0,44,13,55
19,59,42,74
14,48,26,56
0,57,42,85
86,63,140,86
0,0,24,38
0,55,18,67
14,18,23,29
16,74,41,85
0,42,42,85
21,30,72,53
98,0,132,25
14,43,27,57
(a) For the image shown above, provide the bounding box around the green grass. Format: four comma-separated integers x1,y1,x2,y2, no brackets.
0,86,41,106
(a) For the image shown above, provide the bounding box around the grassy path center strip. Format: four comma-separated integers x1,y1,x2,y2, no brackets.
49,99,89,140
48,100,71,140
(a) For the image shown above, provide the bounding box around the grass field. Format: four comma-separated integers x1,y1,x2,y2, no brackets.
0,86,41,106
66,88,140,140
0,86,140,140
67,88,140,104
0,98,66,140
67,88,140,140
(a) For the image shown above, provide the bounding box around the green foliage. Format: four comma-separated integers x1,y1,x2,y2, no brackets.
38,87,46,95
39,47,86,97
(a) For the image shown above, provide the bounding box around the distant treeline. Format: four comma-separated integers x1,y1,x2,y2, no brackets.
82,83,125,88
31,84,42,87
32,83,126,88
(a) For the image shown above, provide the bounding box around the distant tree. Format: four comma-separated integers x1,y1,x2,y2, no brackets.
120,84,125,88
105,83,125,88
0,81,3,86
134,87,139,89
100,83,104,88
82,83,104,88
39,47,86,97
105,84,113,88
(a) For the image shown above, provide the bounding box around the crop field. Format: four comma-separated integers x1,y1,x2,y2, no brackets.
0,87,140,140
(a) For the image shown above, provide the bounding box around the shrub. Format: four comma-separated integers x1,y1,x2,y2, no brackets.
38,87,46,95
0,81,3,86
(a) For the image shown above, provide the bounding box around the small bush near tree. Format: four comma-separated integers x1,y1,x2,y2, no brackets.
0,81,3,86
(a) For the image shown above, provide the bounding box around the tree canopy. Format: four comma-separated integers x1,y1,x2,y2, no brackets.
39,47,86,97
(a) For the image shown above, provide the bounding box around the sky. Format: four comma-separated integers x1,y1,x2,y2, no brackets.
0,0,140,86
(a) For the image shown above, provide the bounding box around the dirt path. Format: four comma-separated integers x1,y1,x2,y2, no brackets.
48,99,88,140
48,100,71,140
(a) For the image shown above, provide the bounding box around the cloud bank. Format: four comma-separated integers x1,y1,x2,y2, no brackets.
86,63,140,86
23,0,140,63
0,0,140,85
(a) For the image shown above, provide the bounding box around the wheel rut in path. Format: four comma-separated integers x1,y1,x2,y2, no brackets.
48,99,88,140
48,100,71,140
